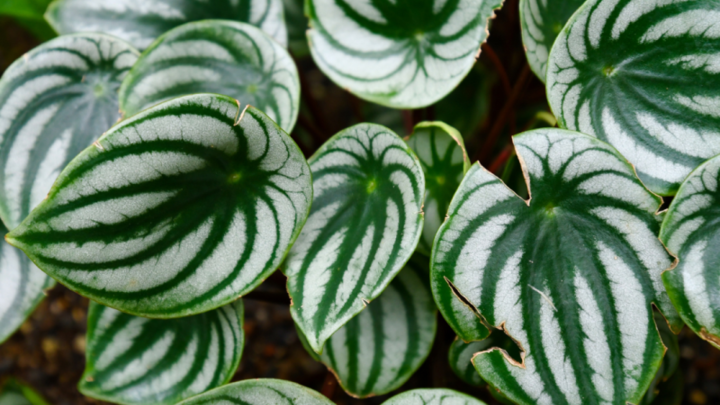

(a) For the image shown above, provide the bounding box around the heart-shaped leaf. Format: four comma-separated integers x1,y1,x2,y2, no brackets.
449,338,490,387
432,128,682,404
80,300,244,405
306,0,503,109
519,0,584,81
0,33,138,341
45,0,287,50
382,389,487,405
119,20,300,133
546,0,720,196
7,94,312,318
312,255,436,398
407,122,469,256
284,123,424,354
660,154,720,349
175,379,334,405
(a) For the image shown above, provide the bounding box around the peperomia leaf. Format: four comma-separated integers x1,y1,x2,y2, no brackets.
282,0,309,57
314,255,436,398
640,313,681,405
7,94,312,318
431,128,682,404
406,122,469,256
80,300,243,405
519,0,584,81
546,0,720,196
448,338,490,387
0,379,50,405
660,154,720,349
175,379,334,405
284,123,424,354
306,0,503,109
45,0,287,50
119,20,300,133
382,389,487,405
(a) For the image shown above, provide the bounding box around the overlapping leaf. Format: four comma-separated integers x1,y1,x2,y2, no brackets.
306,0,503,109
407,122,469,255
311,256,436,398
119,20,300,132
7,94,312,318
546,0,720,195
640,313,682,405
383,389,487,405
0,33,138,341
660,154,720,349
45,0,287,50
431,129,681,404
284,123,424,354
175,379,334,405
449,338,490,387
80,300,243,405
519,0,584,82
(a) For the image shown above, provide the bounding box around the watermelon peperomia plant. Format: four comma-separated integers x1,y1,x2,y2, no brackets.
0,0,718,404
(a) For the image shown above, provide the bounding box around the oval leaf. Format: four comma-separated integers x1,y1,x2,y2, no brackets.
407,122,469,256
449,338,490,387
284,123,424,353
7,94,312,318
306,0,502,109
315,255,436,397
660,154,720,349
432,128,681,404
45,0,287,50
546,0,720,196
80,300,244,405
519,0,584,81
175,379,334,405
382,389,487,405
119,20,300,133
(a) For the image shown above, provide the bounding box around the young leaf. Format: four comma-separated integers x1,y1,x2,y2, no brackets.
306,0,503,109
407,122,469,256
519,0,584,81
175,379,334,405
284,123,424,354
119,20,300,133
314,256,436,398
7,94,312,318
382,389,487,405
45,0,287,50
546,0,720,196
449,338,490,387
80,300,243,405
660,154,720,349
0,379,50,405
432,128,682,404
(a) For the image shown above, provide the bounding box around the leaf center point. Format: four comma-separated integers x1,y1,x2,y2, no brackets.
229,172,242,184
366,179,378,194
602,65,616,77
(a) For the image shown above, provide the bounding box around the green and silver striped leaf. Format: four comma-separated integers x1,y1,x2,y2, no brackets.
314,256,436,398
175,379,334,405
80,300,244,405
284,123,425,354
306,0,503,109
449,338,490,387
519,0,584,81
407,122,469,256
660,154,720,349
546,0,720,196
0,33,138,341
382,389,487,405
45,0,287,50
119,20,300,133
431,128,682,404
7,94,312,318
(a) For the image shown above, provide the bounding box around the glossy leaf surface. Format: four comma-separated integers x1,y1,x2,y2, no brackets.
660,154,720,349
175,379,334,405
285,123,424,353
8,94,312,318
45,0,287,50
382,389,487,405
316,256,436,397
119,20,299,133
432,129,681,404
80,300,244,405
407,122,469,255
546,0,720,195
519,0,584,81
306,0,502,109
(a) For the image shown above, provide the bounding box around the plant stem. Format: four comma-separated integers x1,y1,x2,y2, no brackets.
242,290,290,306
320,371,337,399
481,43,511,97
